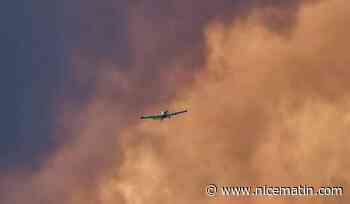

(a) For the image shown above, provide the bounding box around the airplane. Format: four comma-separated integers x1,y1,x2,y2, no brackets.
140,109,188,120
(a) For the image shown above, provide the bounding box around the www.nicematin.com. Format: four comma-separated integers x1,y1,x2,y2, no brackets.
206,184,344,197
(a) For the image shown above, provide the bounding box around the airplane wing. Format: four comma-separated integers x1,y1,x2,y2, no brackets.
168,110,187,116
140,114,162,120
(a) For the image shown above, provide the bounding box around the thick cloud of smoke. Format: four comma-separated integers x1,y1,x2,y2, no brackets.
1,0,349,204
102,0,350,204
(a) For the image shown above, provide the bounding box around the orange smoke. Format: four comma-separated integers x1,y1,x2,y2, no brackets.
2,0,350,204
101,0,350,204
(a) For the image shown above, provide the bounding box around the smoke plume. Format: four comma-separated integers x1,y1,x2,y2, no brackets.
1,0,349,204
103,1,350,204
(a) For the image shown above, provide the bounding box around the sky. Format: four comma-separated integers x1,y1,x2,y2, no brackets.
1,0,349,203
0,0,66,173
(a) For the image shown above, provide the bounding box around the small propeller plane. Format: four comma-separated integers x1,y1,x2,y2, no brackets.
140,109,187,121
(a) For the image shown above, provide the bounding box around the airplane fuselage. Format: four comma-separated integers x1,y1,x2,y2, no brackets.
159,110,170,120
